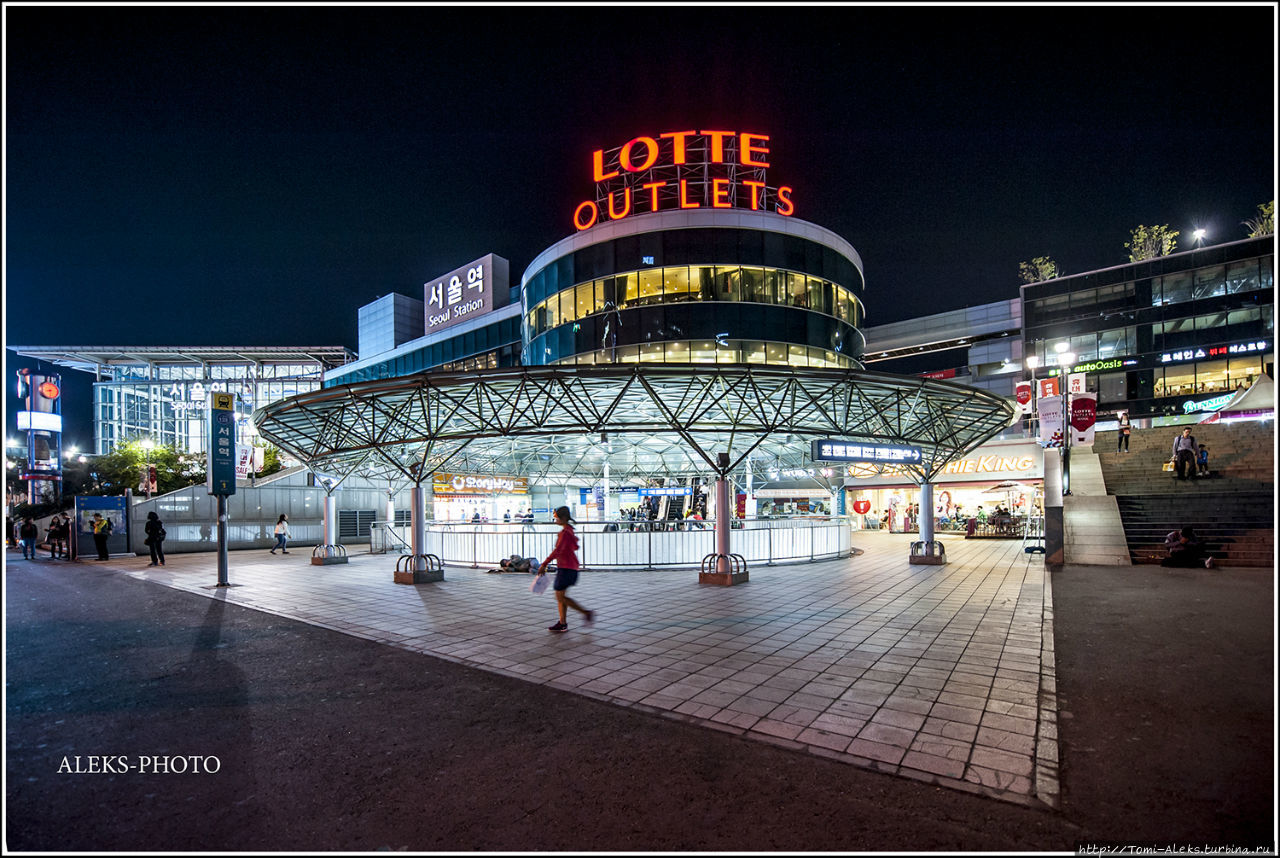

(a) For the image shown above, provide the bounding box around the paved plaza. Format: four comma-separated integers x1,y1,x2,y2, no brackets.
105,529,1059,808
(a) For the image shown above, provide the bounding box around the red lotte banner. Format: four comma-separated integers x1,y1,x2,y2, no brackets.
1015,381,1033,414
1070,392,1097,445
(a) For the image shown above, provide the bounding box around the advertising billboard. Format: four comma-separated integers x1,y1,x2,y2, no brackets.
423,254,508,337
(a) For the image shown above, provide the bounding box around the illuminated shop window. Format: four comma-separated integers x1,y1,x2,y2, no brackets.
526,264,864,338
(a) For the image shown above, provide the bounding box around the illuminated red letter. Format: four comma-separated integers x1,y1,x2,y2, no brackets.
607,188,633,220
592,149,618,182
711,179,732,208
740,133,771,167
620,137,659,172
642,181,666,212
776,186,794,217
742,180,765,210
700,130,735,162
659,130,697,164
679,180,701,209
574,201,599,230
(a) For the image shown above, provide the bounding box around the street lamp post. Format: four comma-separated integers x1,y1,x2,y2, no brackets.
1025,354,1040,438
1055,345,1076,496
140,439,154,500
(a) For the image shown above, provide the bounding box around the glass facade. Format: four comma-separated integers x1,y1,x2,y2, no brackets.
324,314,523,386
1022,236,1274,416
92,357,342,455
522,226,866,367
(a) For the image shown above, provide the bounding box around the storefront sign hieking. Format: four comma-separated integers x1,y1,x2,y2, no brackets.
573,129,795,230
842,441,1044,486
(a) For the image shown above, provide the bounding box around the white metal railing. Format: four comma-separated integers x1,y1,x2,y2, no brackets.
372,517,852,569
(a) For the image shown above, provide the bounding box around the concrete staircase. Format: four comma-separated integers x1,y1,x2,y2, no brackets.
1095,422,1276,567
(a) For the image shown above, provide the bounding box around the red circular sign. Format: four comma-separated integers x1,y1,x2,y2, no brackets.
853,499,871,515
38,381,60,400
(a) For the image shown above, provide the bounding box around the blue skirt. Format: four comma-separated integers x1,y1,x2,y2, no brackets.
552,567,579,591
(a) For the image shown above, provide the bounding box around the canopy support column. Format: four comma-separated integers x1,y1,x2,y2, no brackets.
395,483,443,583
910,480,946,565
699,453,748,586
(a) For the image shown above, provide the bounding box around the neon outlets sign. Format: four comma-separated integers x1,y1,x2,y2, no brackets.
573,129,795,231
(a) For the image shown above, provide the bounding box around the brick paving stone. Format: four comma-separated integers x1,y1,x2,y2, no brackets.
857,721,917,748
964,763,1033,796
927,702,984,725
921,717,979,743
901,750,967,780
809,713,869,739
937,690,988,709
969,745,1035,777
797,727,854,753
723,695,779,717
847,738,907,765
980,711,1037,735
870,707,927,731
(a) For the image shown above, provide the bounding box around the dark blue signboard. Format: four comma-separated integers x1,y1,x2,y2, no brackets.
207,393,237,495
810,439,922,464
74,495,128,558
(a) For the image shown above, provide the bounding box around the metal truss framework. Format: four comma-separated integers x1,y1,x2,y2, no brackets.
252,365,1019,491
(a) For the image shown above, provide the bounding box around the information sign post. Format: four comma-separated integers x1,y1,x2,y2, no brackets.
207,393,237,587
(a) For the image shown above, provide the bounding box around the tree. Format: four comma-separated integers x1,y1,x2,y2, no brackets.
1242,200,1274,238
90,438,204,496
1124,224,1179,262
258,444,286,478
1018,256,1060,284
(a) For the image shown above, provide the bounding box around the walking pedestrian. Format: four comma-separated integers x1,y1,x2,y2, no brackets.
144,510,166,567
91,513,112,560
1197,444,1210,477
1171,427,1198,481
271,514,290,554
19,517,39,560
537,505,593,633
1117,411,1131,452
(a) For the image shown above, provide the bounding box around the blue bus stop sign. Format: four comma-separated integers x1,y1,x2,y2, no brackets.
207,392,237,496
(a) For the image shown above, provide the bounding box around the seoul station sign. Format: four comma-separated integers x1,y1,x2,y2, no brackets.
423,253,507,336
573,129,795,230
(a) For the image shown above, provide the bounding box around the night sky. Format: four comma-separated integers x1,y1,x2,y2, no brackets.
5,4,1276,450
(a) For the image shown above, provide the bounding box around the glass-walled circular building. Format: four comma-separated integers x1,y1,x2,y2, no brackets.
521,208,866,367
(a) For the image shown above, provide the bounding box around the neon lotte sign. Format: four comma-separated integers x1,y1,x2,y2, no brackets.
573,129,795,231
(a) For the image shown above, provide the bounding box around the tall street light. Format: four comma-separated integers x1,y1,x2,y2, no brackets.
140,438,155,500
1193,228,1207,248
1025,354,1040,438
1055,344,1076,496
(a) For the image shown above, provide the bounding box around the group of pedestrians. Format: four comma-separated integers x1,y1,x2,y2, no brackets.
17,513,73,561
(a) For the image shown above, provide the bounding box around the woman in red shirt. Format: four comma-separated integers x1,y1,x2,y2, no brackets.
540,506,594,633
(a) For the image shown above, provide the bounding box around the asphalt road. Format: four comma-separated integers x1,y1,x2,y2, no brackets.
4,554,1275,853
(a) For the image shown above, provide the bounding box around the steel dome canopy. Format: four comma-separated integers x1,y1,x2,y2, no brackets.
251,364,1019,487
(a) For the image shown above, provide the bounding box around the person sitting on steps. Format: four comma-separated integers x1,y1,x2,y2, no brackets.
1161,526,1214,568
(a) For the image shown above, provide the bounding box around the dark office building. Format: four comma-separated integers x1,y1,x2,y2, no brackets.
1022,234,1274,419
